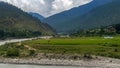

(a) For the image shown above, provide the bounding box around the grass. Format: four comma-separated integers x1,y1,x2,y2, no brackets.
23,36,120,45
1,36,120,58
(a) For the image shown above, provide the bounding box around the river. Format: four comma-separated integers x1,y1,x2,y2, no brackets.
0,63,101,68
0,38,35,46
0,36,52,46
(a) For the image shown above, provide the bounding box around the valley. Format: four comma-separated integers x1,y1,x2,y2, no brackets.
0,0,120,68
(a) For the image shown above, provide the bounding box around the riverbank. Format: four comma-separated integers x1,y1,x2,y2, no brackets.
0,55,120,68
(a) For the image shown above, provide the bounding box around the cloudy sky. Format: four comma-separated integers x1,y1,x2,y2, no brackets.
0,0,93,17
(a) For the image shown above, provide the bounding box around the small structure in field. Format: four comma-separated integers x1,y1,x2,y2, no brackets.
39,36,53,39
60,35,70,38
104,36,113,39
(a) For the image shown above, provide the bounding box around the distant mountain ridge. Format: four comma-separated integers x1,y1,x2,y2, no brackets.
29,12,45,20
66,0,120,32
0,2,54,39
44,0,113,33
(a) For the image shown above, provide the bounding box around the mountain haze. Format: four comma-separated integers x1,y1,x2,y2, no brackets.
29,12,45,20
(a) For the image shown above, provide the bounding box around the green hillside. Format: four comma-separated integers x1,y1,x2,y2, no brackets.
0,2,54,39
67,0,120,33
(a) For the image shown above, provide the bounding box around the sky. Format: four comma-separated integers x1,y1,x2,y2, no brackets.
0,0,93,17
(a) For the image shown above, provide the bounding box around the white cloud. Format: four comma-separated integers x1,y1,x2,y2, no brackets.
51,0,73,14
39,0,45,5
0,0,92,17
52,0,73,10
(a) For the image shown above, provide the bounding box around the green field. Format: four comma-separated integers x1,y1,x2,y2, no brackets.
0,36,120,59
24,37,120,45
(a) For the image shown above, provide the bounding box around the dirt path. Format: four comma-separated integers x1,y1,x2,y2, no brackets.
24,45,36,51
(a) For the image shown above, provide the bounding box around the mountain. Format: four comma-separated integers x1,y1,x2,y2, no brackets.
29,12,45,20
66,0,120,33
44,0,113,33
0,2,54,39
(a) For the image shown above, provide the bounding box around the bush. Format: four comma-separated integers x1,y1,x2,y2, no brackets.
110,44,119,47
29,50,35,56
83,54,93,59
6,48,20,57
114,49,119,52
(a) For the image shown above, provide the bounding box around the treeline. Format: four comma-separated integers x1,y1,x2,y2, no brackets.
71,24,120,36
0,30,41,39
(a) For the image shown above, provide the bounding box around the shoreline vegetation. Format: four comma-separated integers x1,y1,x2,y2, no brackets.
0,36,120,67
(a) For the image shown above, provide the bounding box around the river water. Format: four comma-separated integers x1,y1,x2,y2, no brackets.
0,63,101,68
0,36,51,45
0,38,34,45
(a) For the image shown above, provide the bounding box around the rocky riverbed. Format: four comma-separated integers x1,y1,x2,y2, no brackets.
0,56,120,68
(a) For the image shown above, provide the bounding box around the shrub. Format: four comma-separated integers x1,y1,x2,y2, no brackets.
83,54,93,59
114,49,119,52
29,50,35,56
6,48,20,57
110,44,119,47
